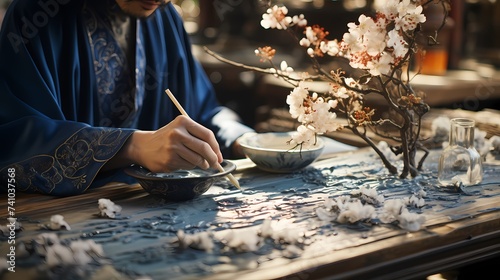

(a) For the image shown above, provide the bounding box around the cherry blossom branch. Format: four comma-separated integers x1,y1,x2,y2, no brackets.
208,0,447,178
349,126,398,174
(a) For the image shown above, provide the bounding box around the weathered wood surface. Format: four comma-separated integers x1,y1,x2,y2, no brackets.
1,147,499,280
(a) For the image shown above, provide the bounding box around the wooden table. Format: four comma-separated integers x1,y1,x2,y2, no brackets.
1,145,500,279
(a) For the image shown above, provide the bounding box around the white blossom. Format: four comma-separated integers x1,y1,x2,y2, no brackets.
45,239,104,267
289,125,317,148
351,186,385,205
474,128,491,158
337,199,376,223
69,240,103,266
369,52,393,76
98,198,122,219
320,40,340,56
222,229,261,252
299,37,311,47
315,206,337,222
377,0,400,21
339,0,425,77
490,135,500,154
45,243,74,267
307,47,315,56
258,219,302,244
280,60,293,74
49,214,71,231
397,208,426,232
382,199,405,217
387,29,408,58
331,86,349,99
379,199,425,231
304,26,317,44
292,14,307,27
260,5,292,30
176,230,215,253
396,0,426,32
259,219,274,238
286,83,309,119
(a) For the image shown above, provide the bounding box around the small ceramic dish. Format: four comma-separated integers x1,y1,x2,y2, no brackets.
124,160,236,201
239,131,324,173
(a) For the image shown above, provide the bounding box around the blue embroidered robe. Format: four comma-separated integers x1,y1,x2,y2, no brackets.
0,0,253,196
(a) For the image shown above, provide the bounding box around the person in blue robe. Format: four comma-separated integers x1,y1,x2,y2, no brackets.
0,0,254,196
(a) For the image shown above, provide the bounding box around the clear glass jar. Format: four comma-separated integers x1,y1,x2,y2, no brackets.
438,118,483,186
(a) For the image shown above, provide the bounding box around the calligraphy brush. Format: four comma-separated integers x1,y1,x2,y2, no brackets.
165,89,241,190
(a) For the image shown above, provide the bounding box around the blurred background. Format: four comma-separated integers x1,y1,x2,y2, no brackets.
174,0,500,129
2,0,500,128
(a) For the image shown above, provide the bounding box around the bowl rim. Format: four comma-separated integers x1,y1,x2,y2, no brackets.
124,160,236,181
239,132,325,153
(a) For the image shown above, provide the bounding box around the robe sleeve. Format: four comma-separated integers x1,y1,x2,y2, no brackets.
0,0,134,196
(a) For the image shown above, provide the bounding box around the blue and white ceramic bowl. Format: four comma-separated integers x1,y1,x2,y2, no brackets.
239,132,324,173
124,160,236,201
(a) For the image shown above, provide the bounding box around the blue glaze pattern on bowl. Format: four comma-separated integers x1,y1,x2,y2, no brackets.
124,160,236,201
239,132,324,173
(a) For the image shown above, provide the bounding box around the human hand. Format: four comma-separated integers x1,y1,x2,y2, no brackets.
124,116,223,172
